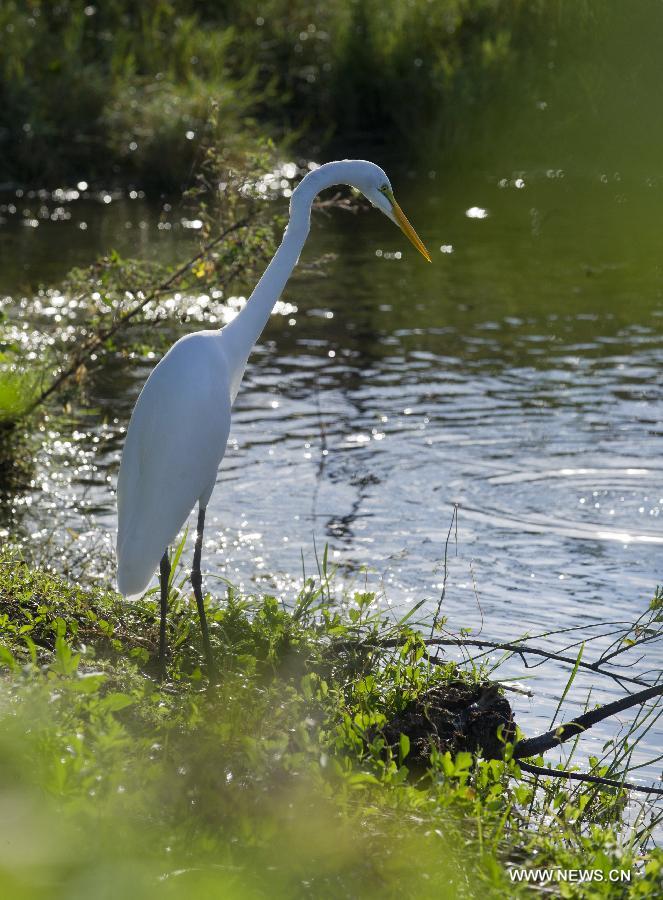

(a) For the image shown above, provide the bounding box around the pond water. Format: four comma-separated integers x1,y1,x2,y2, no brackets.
1,159,662,789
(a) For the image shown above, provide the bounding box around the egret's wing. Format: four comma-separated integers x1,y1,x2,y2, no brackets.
116,336,231,597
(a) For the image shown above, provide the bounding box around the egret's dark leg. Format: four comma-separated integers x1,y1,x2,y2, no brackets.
191,506,214,676
159,551,171,677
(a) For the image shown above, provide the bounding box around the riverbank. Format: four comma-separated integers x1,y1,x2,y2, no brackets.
0,549,660,898
0,0,554,188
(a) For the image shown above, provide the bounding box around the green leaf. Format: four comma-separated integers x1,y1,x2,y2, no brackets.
52,636,79,675
99,692,134,713
23,635,37,665
0,645,16,670
67,674,107,694
454,751,473,772
549,641,584,728
348,772,381,786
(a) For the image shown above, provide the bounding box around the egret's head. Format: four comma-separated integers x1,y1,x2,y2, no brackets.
353,162,432,263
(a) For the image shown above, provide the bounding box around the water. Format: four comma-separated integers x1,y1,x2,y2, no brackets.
1,162,662,795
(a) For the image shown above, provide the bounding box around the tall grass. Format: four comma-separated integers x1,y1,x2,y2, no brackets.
0,355,39,425
0,0,561,186
0,1,258,185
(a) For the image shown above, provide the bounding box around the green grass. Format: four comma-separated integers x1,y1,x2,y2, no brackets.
3,3,662,185
0,1,259,186
0,373,35,423
0,352,40,425
0,0,550,186
0,549,661,898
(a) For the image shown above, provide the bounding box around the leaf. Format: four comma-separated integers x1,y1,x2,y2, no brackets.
454,751,473,772
0,645,16,671
549,641,584,729
52,636,80,675
441,752,455,777
67,674,107,694
399,732,410,762
169,528,188,589
23,635,37,665
53,617,67,638
396,596,427,627
129,647,150,664
348,772,380,786
99,692,134,713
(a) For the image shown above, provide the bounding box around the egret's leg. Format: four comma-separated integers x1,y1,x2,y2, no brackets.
159,551,171,677
191,506,214,676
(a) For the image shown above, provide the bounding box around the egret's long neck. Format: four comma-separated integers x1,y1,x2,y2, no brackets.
222,161,360,400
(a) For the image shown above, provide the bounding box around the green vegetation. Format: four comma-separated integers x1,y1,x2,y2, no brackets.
0,0,545,186
0,141,288,427
1,0,250,185
4,1,662,184
0,359,39,424
0,301,41,425
0,548,660,898
2,3,662,895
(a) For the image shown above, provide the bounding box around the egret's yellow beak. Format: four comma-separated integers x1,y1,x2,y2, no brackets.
384,190,432,263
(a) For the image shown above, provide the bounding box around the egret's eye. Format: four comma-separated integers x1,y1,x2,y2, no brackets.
379,183,390,194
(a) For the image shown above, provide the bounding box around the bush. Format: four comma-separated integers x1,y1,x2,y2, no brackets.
0,0,545,186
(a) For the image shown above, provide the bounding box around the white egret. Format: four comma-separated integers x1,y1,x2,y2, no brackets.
116,159,431,674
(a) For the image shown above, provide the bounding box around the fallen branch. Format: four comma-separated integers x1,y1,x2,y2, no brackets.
513,682,663,759
598,631,661,666
363,635,654,689
425,637,656,688
517,759,663,796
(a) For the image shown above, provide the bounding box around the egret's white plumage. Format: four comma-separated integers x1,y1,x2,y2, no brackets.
115,160,430,667
117,332,231,597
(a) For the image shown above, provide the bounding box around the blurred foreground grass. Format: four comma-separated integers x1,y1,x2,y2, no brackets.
0,550,661,898
0,552,491,898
